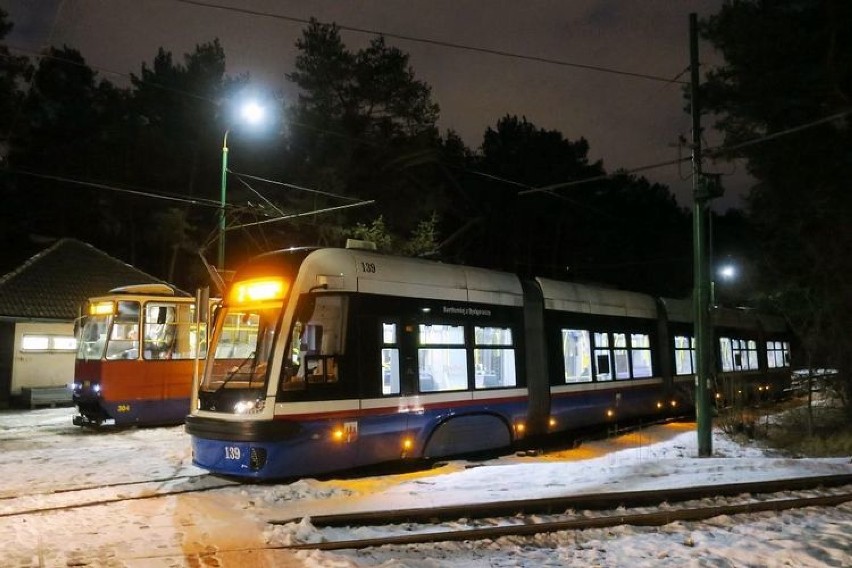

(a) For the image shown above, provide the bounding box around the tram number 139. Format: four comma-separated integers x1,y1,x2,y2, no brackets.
224,446,241,460
359,262,377,273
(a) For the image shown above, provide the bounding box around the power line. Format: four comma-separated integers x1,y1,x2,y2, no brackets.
170,0,687,85
4,168,222,208
517,108,852,197
230,170,364,202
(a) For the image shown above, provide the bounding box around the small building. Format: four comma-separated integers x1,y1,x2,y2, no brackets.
0,239,175,408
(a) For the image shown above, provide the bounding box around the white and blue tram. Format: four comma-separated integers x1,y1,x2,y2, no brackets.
185,242,792,479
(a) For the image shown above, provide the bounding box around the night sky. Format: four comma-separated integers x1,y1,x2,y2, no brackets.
2,0,748,210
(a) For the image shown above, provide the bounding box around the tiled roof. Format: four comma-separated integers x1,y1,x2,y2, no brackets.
0,239,182,321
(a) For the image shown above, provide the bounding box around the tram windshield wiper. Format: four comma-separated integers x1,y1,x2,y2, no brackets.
214,351,256,395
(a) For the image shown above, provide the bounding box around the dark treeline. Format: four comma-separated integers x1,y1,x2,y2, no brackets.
3,3,852,415
0,15,700,298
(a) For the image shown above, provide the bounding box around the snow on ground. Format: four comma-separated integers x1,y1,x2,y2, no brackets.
0,406,850,567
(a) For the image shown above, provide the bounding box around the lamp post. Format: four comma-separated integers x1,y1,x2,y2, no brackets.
217,130,230,271
216,100,267,272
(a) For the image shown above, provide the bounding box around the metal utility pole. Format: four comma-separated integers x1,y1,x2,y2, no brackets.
690,12,714,457
217,130,230,271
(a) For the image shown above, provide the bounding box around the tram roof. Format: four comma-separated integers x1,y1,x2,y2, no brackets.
536,277,658,319
299,248,525,306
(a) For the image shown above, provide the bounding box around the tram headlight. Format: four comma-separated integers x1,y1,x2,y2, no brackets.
233,398,265,414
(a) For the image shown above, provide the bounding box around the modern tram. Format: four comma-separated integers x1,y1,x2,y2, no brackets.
73,284,210,427
185,242,793,479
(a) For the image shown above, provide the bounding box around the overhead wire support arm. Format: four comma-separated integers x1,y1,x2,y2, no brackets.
227,200,376,231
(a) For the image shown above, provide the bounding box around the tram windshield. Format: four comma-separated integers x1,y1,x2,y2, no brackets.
200,277,289,401
77,300,140,361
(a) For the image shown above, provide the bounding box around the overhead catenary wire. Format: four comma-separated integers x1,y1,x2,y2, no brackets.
170,0,687,85
227,200,375,231
518,107,852,197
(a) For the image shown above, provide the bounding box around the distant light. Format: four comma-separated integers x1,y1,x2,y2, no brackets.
240,101,265,125
718,264,737,281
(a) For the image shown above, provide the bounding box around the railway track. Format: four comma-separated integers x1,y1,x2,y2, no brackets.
0,473,238,518
270,474,852,551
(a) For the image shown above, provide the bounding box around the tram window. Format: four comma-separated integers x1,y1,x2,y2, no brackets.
143,304,177,360
613,333,630,379
721,337,759,372
381,322,400,395
474,326,516,389
281,295,346,389
630,333,653,378
106,301,140,360
674,335,695,375
562,329,592,383
746,340,759,370
594,332,612,381
767,340,790,368
719,337,734,371
143,303,203,360
418,324,468,392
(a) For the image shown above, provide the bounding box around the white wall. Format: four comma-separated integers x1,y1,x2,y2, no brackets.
10,322,76,394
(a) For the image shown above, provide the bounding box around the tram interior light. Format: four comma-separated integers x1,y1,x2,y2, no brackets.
230,278,289,304
90,301,115,316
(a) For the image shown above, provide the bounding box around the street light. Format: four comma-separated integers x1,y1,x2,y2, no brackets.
217,100,268,271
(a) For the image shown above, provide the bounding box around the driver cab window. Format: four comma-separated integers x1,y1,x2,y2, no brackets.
105,301,140,360
281,295,347,390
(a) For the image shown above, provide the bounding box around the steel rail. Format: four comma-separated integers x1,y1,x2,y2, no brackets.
0,478,237,518
284,491,852,551
271,473,852,526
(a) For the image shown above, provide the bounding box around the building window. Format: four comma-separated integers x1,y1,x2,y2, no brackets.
21,334,78,352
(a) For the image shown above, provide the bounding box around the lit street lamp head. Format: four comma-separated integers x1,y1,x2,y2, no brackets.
240,101,266,126
218,97,271,271
718,264,737,281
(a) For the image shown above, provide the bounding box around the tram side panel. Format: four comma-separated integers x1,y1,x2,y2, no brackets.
339,293,527,467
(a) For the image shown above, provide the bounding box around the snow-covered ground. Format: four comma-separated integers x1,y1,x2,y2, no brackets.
1,406,850,567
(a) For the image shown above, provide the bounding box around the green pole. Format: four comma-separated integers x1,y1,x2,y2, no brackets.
217,130,229,271
690,13,713,456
